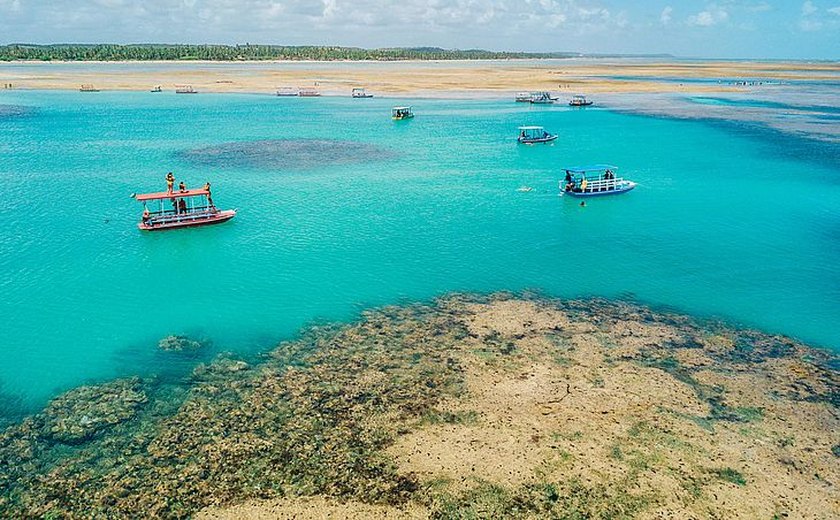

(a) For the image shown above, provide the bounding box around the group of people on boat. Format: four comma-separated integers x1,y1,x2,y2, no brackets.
140,173,216,226
165,172,213,201
136,172,236,231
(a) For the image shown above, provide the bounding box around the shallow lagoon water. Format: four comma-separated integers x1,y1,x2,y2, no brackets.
0,90,838,414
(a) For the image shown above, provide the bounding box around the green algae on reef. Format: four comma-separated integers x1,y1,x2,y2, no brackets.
0,294,838,519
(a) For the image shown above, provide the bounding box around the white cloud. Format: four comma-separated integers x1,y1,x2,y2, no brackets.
801,1,817,16
1,0,21,12
687,5,729,27
660,6,673,24
828,6,840,15
747,2,772,13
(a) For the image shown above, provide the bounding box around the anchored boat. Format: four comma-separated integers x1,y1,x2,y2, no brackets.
298,87,321,97
276,86,298,97
560,165,636,197
175,85,197,94
515,92,533,102
518,126,558,144
529,92,557,104
134,186,236,231
569,94,593,107
352,88,374,98
392,106,414,120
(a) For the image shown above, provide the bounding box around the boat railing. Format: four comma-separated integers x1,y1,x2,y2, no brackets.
580,177,628,191
147,208,219,224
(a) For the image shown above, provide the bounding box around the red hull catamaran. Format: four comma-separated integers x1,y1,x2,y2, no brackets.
134,187,236,231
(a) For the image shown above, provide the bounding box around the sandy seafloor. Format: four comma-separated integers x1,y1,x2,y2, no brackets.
0,59,838,518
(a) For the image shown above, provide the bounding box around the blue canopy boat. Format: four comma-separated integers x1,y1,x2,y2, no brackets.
560,165,636,197
392,106,414,120
518,126,558,144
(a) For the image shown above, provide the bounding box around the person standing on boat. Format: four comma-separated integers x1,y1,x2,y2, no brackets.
178,198,187,214
203,182,213,207
166,172,175,193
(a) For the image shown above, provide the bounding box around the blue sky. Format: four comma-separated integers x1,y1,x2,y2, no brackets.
1,0,838,59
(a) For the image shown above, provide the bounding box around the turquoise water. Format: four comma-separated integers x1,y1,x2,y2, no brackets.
1,90,839,414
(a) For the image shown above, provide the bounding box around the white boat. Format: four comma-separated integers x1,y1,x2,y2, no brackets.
276,86,298,97
517,126,558,144
515,92,532,102
569,94,593,107
298,87,321,97
529,92,556,104
352,88,373,98
560,165,636,197
175,85,197,94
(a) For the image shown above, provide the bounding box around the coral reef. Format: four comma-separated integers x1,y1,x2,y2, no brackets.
0,294,837,519
158,334,207,353
179,139,396,171
38,377,147,444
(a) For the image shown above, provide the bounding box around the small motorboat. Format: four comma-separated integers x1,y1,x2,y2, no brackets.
569,94,593,107
175,85,197,94
392,106,414,120
517,126,558,144
134,184,236,231
560,165,636,197
150,85,162,93
80,84,100,92
515,92,532,102
298,87,321,97
352,88,374,98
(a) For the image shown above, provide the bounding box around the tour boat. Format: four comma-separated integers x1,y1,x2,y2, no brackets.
517,126,558,144
515,92,532,102
175,85,197,94
276,86,298,97
569,94,593,107
529,92,556,104
150,85,162,93
560,165,636,197
298,87,321,97
352,88,373,98
392,106,414,120
80,84,100,92
134,186,236,231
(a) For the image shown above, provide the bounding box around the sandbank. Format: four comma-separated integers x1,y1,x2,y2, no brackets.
1,59,837,98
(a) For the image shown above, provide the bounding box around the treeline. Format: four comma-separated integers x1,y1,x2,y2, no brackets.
0,44,576,62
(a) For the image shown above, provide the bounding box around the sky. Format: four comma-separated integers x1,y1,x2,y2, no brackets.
1,0,839,59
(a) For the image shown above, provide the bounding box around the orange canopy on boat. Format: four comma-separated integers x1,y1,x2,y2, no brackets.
135,188,209,201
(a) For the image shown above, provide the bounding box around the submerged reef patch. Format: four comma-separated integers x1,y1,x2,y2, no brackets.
178,139,396,170
38,377,148,444
0,294,837,519
0,104,34,117
158,334,209,353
